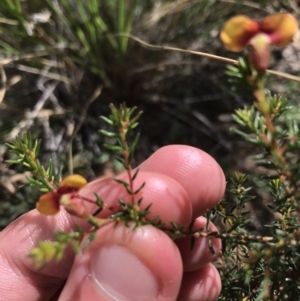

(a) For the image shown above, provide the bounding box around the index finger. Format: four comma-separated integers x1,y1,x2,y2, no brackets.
138,145,226,218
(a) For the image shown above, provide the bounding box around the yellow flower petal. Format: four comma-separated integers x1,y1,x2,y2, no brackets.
220,15,260,51
260,13,298,46
36,192,60,215
58,174,87,191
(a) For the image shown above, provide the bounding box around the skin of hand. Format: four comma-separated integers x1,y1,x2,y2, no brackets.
0,145,226,301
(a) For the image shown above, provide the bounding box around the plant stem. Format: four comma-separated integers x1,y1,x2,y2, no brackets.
253,79,300,205
119,124,135,205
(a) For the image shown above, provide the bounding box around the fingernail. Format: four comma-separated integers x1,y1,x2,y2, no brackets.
91,245,159,301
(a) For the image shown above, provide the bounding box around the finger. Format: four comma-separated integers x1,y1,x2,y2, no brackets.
58,223,182,301
178,264,221,301
176,217,221,272
77,171,192,228
138,145,226,218
0,209,74,301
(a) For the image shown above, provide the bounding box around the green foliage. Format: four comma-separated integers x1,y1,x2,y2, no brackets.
226,57,257,96
6,134,60,192
100,103,142,170
29,228,84,269
207,54,300,300
0,0,150,83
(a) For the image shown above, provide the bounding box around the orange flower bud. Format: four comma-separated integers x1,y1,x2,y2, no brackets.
60,194,89,218
36,192,60,215
248,33,271,74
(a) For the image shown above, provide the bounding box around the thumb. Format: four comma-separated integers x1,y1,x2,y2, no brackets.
58,223,183,301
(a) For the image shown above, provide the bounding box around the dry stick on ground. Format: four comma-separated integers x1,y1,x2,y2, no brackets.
16,64,74,85
3,82,58,141
0,51,50,65
37,75,64,111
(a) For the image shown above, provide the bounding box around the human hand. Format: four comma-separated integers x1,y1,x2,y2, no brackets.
0,145,225,301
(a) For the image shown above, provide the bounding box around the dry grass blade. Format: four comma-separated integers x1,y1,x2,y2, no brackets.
16,65,74,85
0,17,19,25
66,85,103,174
123,34,300,83
219,0,271,11
142,0,271,29
0,51,50,65
123,34,236,63
142,0,197,28
0,65,7,104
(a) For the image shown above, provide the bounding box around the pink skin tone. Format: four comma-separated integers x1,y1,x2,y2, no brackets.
0,145,225,301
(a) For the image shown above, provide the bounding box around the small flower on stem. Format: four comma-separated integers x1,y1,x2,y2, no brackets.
36,191,61,215
220,13,298,73
36,174,87,215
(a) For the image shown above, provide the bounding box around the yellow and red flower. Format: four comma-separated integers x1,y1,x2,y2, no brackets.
36,174,87,215
220,13,298,72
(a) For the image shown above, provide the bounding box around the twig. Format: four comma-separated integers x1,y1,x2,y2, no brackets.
122,34,300,83
0,17,19,25
0,51,50,65
3,82,58,141
16,64,74,85
66,86,103,174
125,34,236,64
